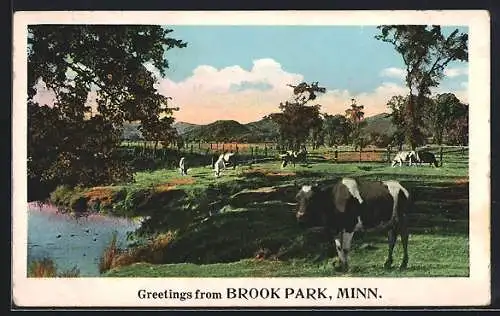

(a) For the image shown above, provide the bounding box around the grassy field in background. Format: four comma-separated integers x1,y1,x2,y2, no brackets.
99,148,469,278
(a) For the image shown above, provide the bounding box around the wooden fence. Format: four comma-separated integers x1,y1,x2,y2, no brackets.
121,140,468,168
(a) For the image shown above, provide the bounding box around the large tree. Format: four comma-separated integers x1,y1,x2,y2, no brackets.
28,25,186,200
267,82,325,151
345,98,366,150
323,114,352,147
375,25,468,149
424,93,466,145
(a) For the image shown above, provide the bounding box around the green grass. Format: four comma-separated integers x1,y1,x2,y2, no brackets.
44,146,468,277
105,234,468,277
96,147,469,277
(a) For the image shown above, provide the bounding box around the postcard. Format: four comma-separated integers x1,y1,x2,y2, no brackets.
12,10,490,307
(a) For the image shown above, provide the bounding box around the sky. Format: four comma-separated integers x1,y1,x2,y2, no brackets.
33,25,469,124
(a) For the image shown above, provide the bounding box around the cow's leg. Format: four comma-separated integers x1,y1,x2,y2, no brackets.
384,228,397,269
399,217,409,270
334,230,354,272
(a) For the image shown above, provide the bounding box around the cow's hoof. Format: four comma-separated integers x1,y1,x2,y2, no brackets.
399,262,408,271
333,262,349,273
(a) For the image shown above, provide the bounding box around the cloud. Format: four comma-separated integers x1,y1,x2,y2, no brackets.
444,67,468,78
380,67,405,79
314,82,409,118
30,58,469,124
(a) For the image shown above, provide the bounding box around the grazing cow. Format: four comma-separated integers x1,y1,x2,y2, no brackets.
414,151,439,167
213,155,226,177
219,152,238,170
295,177,411,271
280,148,308,168
179,157,188,176
391,151,418,167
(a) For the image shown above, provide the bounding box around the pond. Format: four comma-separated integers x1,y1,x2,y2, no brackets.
27,203,142,277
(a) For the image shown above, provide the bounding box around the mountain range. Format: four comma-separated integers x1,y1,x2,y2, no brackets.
122,113,396,142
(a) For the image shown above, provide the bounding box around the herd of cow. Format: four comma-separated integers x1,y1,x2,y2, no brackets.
176,148,442,272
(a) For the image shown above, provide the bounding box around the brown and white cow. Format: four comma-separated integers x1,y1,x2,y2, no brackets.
295,177,411,271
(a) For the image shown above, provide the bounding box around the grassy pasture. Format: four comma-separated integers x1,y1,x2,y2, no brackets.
100,148,469,278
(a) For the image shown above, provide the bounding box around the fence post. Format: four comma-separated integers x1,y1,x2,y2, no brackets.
440,147,443,167
334,146,338,163
190,144,193,154
387,146,391,163
236,144,239,153
264,144,268,157
359,147,362,163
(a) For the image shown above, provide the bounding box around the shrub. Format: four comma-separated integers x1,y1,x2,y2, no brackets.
108,231,176,270
28,258,57,277
99,231,122,274
49,185,74,207
28,257,80,278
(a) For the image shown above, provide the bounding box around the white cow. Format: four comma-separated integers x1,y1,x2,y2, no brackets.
391,151,417,167
214,155,226,177
179,157,188,175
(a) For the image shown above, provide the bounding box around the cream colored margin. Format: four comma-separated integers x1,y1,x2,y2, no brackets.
12,10,490,307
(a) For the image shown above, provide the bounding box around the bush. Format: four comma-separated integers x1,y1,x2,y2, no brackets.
99,231,121,274
28,257,80,278
108,231,176,270
49,185,74,208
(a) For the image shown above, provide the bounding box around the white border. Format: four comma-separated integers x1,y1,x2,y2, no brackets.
12,10,491,307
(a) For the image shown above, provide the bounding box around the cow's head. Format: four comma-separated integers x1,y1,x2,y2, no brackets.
295,183,323,227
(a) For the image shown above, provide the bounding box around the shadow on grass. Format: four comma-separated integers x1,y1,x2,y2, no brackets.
125,164,469,267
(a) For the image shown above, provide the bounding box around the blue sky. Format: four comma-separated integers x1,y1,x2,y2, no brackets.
164,25,468,95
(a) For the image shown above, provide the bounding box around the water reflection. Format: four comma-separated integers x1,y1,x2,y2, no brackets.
27,203,141,277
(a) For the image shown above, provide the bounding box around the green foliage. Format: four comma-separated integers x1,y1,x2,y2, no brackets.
267,82,325,150
423,93,469,145
375,25,468,149
323,114,352,147
28,25,187,201
49,185,75,207
345,99,366,149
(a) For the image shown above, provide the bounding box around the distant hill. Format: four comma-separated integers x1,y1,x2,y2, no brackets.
122,113,399,142
245,117,280,141
174,121,200,135
361,113,396,136
182,120,254,142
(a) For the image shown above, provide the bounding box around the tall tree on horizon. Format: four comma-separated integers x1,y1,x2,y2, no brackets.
345,98,366,150
267,81,325,151
375,25,468,149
